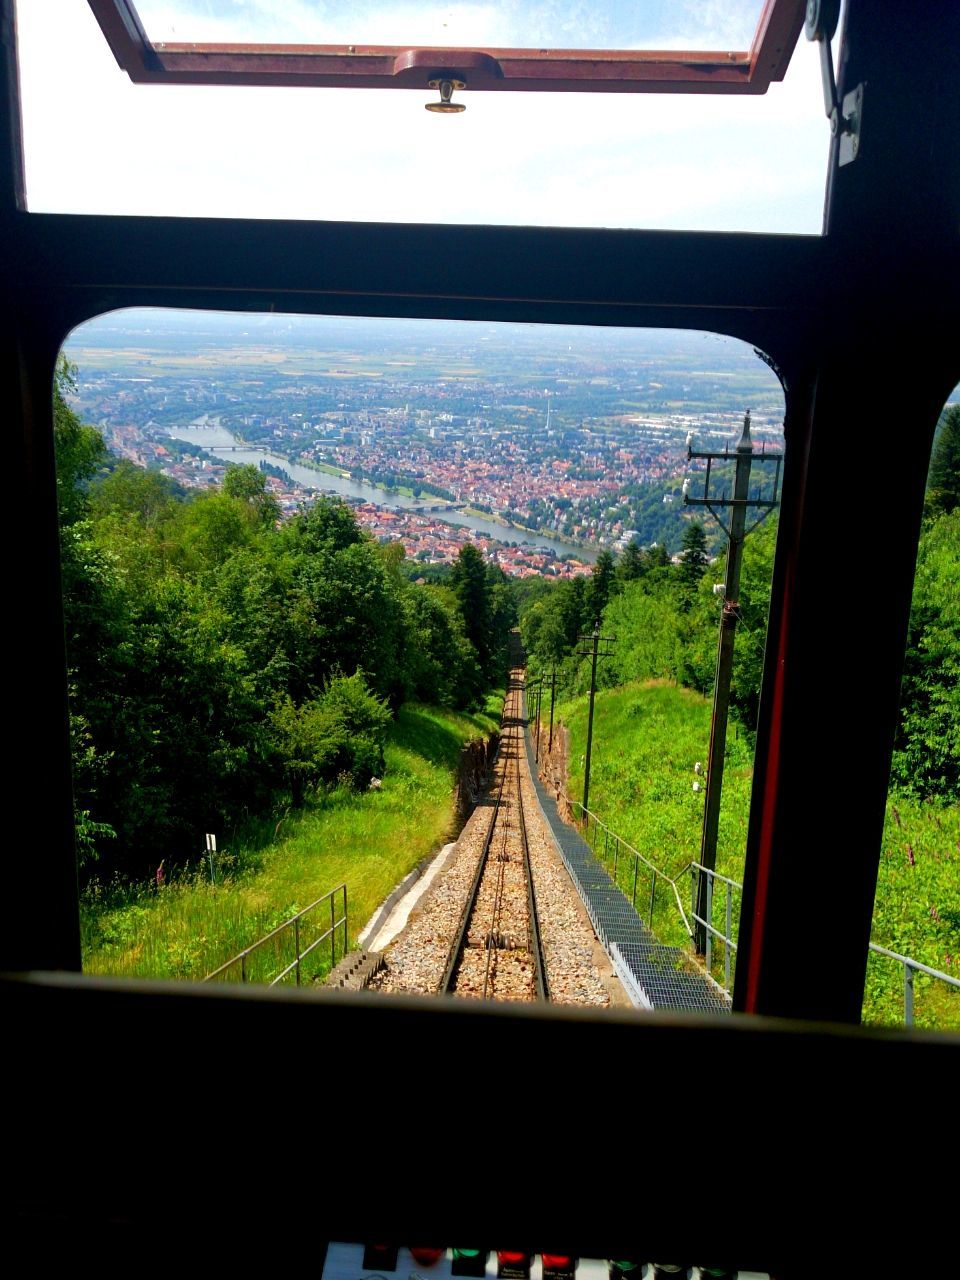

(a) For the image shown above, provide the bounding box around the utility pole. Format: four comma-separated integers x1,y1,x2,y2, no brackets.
534,678,543,762
684,410,781,955
576,624,616,820
547,666,557,754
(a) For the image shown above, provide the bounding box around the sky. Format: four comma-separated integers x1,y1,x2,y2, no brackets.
16,0,835,232
130,0,764,50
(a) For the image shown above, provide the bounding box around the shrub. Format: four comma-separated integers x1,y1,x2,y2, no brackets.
269,672,392,802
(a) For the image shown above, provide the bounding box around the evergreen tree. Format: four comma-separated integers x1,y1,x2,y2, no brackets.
926,404,960,516
588,549,616,624
450,543,493,676
678,521,709,596
617,539,646,585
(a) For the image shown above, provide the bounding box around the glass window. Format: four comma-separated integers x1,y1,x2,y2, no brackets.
18,0,829,231
59,307,785,1009
132,1,765,51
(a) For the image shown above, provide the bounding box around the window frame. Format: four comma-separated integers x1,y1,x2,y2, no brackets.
86,0,806,95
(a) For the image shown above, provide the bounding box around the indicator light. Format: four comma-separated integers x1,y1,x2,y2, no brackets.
452,1251,489,1277
409,1250,446,1267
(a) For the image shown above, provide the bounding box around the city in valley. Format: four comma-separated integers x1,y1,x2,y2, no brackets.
64,310,786,578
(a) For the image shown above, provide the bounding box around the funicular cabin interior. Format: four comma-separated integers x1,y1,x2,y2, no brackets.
3,0,957,1267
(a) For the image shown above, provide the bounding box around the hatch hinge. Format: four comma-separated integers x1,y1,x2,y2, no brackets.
804,0,863,166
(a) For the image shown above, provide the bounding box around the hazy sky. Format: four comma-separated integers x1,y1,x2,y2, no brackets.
17,0,835,232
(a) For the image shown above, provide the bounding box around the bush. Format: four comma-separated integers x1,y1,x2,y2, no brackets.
269,672,392,802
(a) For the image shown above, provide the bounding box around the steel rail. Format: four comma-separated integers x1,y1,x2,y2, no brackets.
516,720,550,1002
480,818,510,1000
439,682,513,995
441,673,549,1002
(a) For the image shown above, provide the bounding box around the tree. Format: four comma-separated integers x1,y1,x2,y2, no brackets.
285,496,364,555
617,539,646,585
90,459,181,527
488,566,519,677
926,404,960,516
291,539,408,705
891,507,960,798
587,549,616,624
223,462,281,527
402,587,482,708
450,543,493,677
175,491,257,572
53,355,108,524
678,520,709,600
602,579,684,687
269,673,392,804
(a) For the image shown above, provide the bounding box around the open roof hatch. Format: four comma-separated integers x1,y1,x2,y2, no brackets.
87,0,806,101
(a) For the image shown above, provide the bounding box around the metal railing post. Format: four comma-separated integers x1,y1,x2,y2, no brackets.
725,883,733,992
705,874,714,974
691,866,698,924
632,855,639,909
649,869,657,928
203,882,350,986
613,835,619,881
904,961,915,1026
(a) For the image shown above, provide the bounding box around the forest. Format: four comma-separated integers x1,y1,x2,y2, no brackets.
55,357,516,885
520,404,960,803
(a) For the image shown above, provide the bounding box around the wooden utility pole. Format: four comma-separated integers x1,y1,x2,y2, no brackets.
576,625,615,820
547,666,557,754
685,411,781,955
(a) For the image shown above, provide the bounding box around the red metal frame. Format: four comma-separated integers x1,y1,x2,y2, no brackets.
86,0,806,95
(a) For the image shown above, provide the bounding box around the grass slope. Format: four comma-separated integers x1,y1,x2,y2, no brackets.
557,679,959,1029
558,679,751,985
81,699,500,982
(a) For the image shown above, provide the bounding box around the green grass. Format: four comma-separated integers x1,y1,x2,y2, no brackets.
556,678,960,1029
558,679,751,983
81,701,499,983
865,798,960,1030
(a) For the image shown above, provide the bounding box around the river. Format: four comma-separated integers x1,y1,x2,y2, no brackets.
166,420,597,562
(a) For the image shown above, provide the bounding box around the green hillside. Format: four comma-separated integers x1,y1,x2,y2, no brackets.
81,699,499,982
555,679,959,1029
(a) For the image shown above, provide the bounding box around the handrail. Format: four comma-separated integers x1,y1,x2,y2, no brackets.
687,859,743,889
560,788,958,1023
567,796,696,943
867,941,960,1027
867,942,960,985
203,883,348,986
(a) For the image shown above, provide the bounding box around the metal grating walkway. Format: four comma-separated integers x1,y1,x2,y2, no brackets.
522,700,730,1015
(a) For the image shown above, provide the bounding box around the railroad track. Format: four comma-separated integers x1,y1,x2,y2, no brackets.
441,669,550,1003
